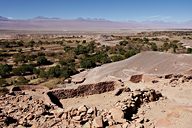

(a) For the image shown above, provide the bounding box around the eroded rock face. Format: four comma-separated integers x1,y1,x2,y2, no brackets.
48,81,115,99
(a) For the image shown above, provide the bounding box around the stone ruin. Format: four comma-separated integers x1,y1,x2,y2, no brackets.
0,81,163,128
47,81,115,100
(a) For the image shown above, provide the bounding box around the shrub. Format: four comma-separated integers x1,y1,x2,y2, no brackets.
187,48,192,53
74,45,89,55
37,56,51,65
13,54,26,63
0,78,8,87
74,42,95,55
80,58,96,69
15,76,29,85
27,40,35,47
64,45,72,52
60,66,77,78
13,64,34,76
0,64,12,78
47,65,77,78
59,58,75,66
39,69,48,78
25,54,37,61
161,42,170,51
125,50,137,58
94,52,111,64
48,65,62,78
0,87,9,96
170,42,178,53
111,55,124,62
119,40,128,46
150,42,158,51
37,52,45,56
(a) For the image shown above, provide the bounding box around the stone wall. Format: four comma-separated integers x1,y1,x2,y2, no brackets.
47,81,115,99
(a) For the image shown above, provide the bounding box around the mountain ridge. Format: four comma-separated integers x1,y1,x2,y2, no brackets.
0,16,192,31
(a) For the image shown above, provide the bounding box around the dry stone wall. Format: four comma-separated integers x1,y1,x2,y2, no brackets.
48,81,115,99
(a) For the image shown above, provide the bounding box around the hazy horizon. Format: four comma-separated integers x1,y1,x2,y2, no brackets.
0,0,192,22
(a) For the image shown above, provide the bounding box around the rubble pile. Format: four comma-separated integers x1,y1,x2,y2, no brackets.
0,87,162,128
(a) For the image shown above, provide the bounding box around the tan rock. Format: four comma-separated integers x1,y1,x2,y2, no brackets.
82,121,91,128
71,108,78,116
78,105,87,113
109,108,126,123
80,111,87,117
62,112,68,119
122,122,129,128
73,115,82,121
92,116,103,128
87,107,94,114
109,124,122,128
72,77,85,84
53,108,64,118
108,118,115,126
133,90,142,98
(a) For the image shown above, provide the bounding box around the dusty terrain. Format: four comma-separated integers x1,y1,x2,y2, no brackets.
1,51,192,127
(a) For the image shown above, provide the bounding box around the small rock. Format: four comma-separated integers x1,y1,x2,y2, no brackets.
78,105,87,113
73,116,82,121
152,80,159,83
108,118,115,126
62,112,68,119
114,88,124,96
80,111,86,117
109,124,122,128
87,107,94,114
165,74,173,79
52,108,64,118
109,108,125,123
122,122,129,128
133,90,142,98
82,121,91,128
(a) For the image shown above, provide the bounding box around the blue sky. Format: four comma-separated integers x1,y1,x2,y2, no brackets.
0,0,192,22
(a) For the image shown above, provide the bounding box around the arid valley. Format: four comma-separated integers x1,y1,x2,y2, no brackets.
1,29,192,128
1,0,192,127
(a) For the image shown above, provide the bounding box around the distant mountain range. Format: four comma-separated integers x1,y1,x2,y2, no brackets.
0,16,192,31
0,16,9,21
